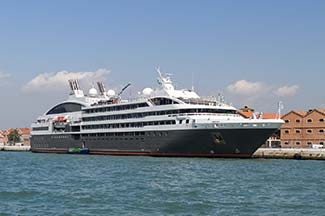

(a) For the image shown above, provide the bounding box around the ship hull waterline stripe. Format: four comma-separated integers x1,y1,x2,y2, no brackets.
31,149,252,158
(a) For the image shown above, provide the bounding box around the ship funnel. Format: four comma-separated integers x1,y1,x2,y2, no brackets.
69,79,78,91
68,79,84,98
97,82,107,96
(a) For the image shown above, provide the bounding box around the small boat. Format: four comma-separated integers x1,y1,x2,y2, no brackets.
68,147,89,154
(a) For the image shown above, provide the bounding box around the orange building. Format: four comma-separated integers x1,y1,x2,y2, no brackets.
0,128,31,146
281,109,325,148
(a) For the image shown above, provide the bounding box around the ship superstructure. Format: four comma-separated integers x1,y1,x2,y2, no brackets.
31,68,284,157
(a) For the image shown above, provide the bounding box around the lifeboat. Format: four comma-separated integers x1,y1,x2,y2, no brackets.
53,116,68,129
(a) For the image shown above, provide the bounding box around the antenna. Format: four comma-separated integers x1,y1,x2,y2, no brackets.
156,66,162,78
191,71,194,91
277,101,284,119
118,83,131,97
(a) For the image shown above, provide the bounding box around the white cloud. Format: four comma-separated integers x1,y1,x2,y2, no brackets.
0,72,11,80
273,85,299,97
226,80,264,96
22,68,110,93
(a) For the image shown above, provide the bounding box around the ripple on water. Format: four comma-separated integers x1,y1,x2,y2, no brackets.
0,152,325,215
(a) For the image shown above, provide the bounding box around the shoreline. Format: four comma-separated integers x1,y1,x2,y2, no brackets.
253,148,325,160
1,146,325,160
0,145,31,151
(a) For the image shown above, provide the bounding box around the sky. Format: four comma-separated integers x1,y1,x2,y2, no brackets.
0,0,324,129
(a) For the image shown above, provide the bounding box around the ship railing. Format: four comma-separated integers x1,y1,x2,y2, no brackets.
168,113,240,117
179,96,231,107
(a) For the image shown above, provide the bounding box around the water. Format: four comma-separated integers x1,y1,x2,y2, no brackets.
0,152,324,216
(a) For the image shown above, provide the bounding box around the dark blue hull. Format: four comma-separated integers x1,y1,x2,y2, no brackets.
31,128,276,158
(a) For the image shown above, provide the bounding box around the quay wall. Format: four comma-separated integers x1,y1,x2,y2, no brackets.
0,146,31,151
1,145,325,160
253,148,325,160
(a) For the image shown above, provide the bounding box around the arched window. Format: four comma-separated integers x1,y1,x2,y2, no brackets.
150,97,179,105
47,102,83,115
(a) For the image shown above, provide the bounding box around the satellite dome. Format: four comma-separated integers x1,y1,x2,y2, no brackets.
142,88,153,95
89,88,98,97
107,89,116,97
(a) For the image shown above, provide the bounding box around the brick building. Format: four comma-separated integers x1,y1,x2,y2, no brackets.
281,109,325,148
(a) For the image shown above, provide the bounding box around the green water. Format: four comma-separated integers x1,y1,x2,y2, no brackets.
0,152,324,215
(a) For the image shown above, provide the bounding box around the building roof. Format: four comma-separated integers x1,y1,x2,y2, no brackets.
281,110,307,118
1,128,31,136
20,128,31,136
262,113,280,119
282,108,325,119
304,109,325,118
294,110,308,116
239,111,280,119
239,111,252,119
315,109,325,115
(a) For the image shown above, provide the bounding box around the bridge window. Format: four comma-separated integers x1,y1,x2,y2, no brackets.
47,102,83,115
150,97,178,105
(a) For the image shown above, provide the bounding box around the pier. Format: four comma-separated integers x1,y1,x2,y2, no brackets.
1,145,325,160
0,145,31,151
253,148,325,160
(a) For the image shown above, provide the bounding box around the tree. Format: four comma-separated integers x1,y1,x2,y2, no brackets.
7,129,21,144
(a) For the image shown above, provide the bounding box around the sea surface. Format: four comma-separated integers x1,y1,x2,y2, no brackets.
0,152,324,216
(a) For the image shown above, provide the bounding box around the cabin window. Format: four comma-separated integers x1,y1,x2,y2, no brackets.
284,130,289,134
295,130,301,134
296,142,301,145
295,119,300,123
307,129,313,134
284,142,289,145
32,127,49,131
284,120,289,123
320,119,324,123
307,119,313,123
319,129,324,133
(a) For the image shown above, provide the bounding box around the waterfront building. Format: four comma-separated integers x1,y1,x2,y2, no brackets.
281,109,325,148
0,131,5,145
0,128,31,146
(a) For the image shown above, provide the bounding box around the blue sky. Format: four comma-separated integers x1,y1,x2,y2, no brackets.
0,0,324,129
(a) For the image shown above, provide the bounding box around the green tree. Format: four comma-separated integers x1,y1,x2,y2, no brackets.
7,129,21,144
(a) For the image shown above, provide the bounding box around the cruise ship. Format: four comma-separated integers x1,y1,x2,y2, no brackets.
31,68,284,157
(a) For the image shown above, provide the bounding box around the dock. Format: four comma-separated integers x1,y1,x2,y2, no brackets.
0,145,31,152
1,145,325,160
253,148,325,160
